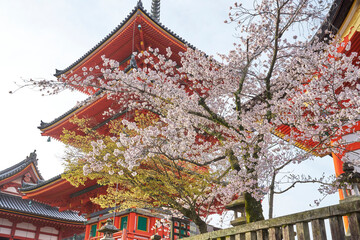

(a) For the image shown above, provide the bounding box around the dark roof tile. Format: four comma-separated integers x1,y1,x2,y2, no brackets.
0,193,85,223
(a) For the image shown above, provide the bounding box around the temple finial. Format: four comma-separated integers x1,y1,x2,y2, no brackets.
151,0,160,22
28,150,38,165
137,0,143,8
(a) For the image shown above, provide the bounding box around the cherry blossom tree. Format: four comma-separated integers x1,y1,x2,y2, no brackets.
17,0,360,225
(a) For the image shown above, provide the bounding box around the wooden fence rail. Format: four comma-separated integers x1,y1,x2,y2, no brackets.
185,198,360,240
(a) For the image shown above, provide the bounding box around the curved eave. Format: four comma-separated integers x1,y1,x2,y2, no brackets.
21,175,100,209
38,97,99,136
0,152,43,182
21,175,64,195
39,105,82,131
0,209,85,225
272,126,328,157
39,94,105,136
39,94,126,140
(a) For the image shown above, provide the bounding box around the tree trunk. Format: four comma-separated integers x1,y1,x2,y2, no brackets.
227,147,265,223
194,218,208,234
268,172,276,219
244,192,264,223
181,208,209,233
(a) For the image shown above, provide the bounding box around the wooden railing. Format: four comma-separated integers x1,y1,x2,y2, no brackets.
185,197,360,240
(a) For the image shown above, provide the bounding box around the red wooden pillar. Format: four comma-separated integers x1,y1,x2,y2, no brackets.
332,151,346,199
34,225,41,239
128,210,136,232
332,128,360,199
114,216,120,229
331,125,360,232
149,217,155,235
10,220,17,240
85,223,91,239
58,227,63,240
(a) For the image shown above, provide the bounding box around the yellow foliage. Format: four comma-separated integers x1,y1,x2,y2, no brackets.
60,113,215,216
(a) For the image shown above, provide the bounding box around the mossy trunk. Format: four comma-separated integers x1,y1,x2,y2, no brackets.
227,148,264,223
244,192,264,223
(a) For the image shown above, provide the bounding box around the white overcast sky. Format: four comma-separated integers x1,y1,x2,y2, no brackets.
0,0,338,222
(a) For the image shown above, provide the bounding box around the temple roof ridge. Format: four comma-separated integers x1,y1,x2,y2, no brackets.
0,150,43,182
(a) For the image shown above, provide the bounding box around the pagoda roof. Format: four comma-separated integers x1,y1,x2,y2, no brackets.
38,86,115,131
42,1,359,155
54,1,194,78
40,1,198,140
38,93,130,140
0,151,43,182
0,192,85,224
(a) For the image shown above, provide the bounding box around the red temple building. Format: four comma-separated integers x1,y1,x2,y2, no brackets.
0,151,85,240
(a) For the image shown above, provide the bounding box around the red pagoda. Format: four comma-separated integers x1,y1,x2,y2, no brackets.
32,1,200,239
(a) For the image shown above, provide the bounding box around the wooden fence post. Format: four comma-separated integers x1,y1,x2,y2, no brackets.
282,224,295,240
348,212,360,239
256,229,268,240
295,222,310,240
268,227,281,240
329,216,345,240
311,219,327,240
